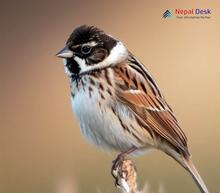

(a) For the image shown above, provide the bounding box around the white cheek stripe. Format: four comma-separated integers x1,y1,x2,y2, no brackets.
74,41,128,74
74,57,87,72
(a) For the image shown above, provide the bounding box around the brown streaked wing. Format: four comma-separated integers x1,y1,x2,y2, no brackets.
113,60,189,156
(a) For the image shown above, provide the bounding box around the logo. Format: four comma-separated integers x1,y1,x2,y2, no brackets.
162,8,212,19
162,10,172,18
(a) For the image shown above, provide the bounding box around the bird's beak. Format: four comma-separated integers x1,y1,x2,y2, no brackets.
56,46,74,58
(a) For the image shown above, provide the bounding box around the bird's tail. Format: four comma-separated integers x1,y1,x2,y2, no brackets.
163,146,209,193
182,157,209,193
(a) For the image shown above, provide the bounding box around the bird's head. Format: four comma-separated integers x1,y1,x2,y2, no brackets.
56,25,128,77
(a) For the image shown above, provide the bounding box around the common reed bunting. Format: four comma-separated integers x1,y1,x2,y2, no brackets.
57,25,209,193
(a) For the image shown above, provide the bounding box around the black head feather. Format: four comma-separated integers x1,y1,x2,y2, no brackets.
66,25,116,50
67,25,103,45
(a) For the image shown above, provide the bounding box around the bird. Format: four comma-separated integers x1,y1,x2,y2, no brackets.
56,25,209,193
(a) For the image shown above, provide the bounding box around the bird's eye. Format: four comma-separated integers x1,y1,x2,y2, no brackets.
81,45,92,54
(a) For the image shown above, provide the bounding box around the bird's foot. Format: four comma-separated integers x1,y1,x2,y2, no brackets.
111,155,137,193
111,147,137,186
111,153,126,179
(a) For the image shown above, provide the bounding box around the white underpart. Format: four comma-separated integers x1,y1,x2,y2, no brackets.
71,86,137,151
71,75,154,154
74,41,128,74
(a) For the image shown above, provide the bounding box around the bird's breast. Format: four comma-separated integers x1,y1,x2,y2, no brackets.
69,71,154,154
70,73,119,150
70,73,147,152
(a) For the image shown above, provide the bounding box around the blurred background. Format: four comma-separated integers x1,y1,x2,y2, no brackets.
1,1,220,193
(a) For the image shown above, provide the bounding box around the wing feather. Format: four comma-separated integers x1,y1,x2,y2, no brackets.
114,56,189,156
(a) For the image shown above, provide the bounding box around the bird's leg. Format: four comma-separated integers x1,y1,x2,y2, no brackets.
111,146,137,180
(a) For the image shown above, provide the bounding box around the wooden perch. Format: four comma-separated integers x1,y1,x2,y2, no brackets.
111,157,139,193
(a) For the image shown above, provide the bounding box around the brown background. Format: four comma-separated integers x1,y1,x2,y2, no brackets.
1,1,220,193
